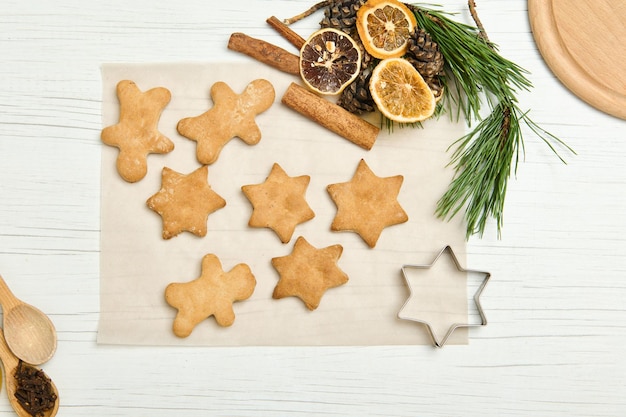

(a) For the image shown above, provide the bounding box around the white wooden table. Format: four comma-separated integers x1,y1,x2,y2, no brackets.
1,1,624,415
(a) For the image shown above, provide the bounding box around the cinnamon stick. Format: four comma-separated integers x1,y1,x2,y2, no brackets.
228,32,300,75
266,16,306,50
281,82,379,150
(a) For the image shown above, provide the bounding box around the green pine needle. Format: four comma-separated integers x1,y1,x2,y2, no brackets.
408,3,574,239
411,4,531,122
436,101,521,238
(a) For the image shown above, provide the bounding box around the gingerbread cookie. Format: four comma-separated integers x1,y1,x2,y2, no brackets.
101,80,174,183
146,165,226,239
165,254,256,337
241,163,315,243
177,79,275,164
271,236,348,310
327,159,408,248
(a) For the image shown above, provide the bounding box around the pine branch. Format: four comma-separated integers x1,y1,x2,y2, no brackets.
436,100,521,238
410,2,574,238
411,4,531,122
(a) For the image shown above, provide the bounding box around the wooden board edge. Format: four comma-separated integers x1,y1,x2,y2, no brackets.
528,0,626,120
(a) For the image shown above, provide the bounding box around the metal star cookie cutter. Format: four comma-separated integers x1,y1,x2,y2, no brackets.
398,245,491,348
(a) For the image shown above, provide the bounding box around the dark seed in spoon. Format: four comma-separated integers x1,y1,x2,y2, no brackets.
14,360,57,416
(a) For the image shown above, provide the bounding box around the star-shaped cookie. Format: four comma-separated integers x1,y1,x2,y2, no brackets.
241,163,315,243
177,79,275,164
146,165,226,239
165,253,256,337
271,236,348,310
327,159,408,248
101,80,174,183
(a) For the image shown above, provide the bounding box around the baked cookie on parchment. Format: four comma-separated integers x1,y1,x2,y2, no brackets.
177,79,275,164
327,158,408,248
241,163,315,243
146,165,226,239
101,80,174,183
271,236,348,310
165,253,256,337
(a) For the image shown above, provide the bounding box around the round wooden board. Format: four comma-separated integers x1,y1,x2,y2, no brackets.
528,0,626,120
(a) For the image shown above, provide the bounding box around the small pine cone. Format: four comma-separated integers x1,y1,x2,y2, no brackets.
406,28,445,80
337,65,376,114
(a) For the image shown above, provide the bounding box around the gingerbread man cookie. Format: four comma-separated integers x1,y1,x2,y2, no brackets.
165,254,256,337
101,80,174,183
177,79,275,164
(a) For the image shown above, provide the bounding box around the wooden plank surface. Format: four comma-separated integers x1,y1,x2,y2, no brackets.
0,0,625,415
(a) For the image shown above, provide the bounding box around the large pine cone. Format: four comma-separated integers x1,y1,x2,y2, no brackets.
406,28,445,78
405,28,445,98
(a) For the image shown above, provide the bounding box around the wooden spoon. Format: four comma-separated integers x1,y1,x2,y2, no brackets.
0,328,59,417
0,275,57,365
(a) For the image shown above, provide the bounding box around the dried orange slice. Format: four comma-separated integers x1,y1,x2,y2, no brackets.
299,28,362,95
369,57,436,123
356,0,417,59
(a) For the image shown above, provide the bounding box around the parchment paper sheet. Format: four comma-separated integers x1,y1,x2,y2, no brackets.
98,62,468,346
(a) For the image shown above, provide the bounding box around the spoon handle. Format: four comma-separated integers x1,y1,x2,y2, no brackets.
0,274,21,310
0,327,19,370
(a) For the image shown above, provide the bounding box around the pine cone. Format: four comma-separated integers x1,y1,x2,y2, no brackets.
405,28,445,79
424,75,444,100
320,0,366,37
321,0,376,114
405,28,445,100
337,64,376,114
